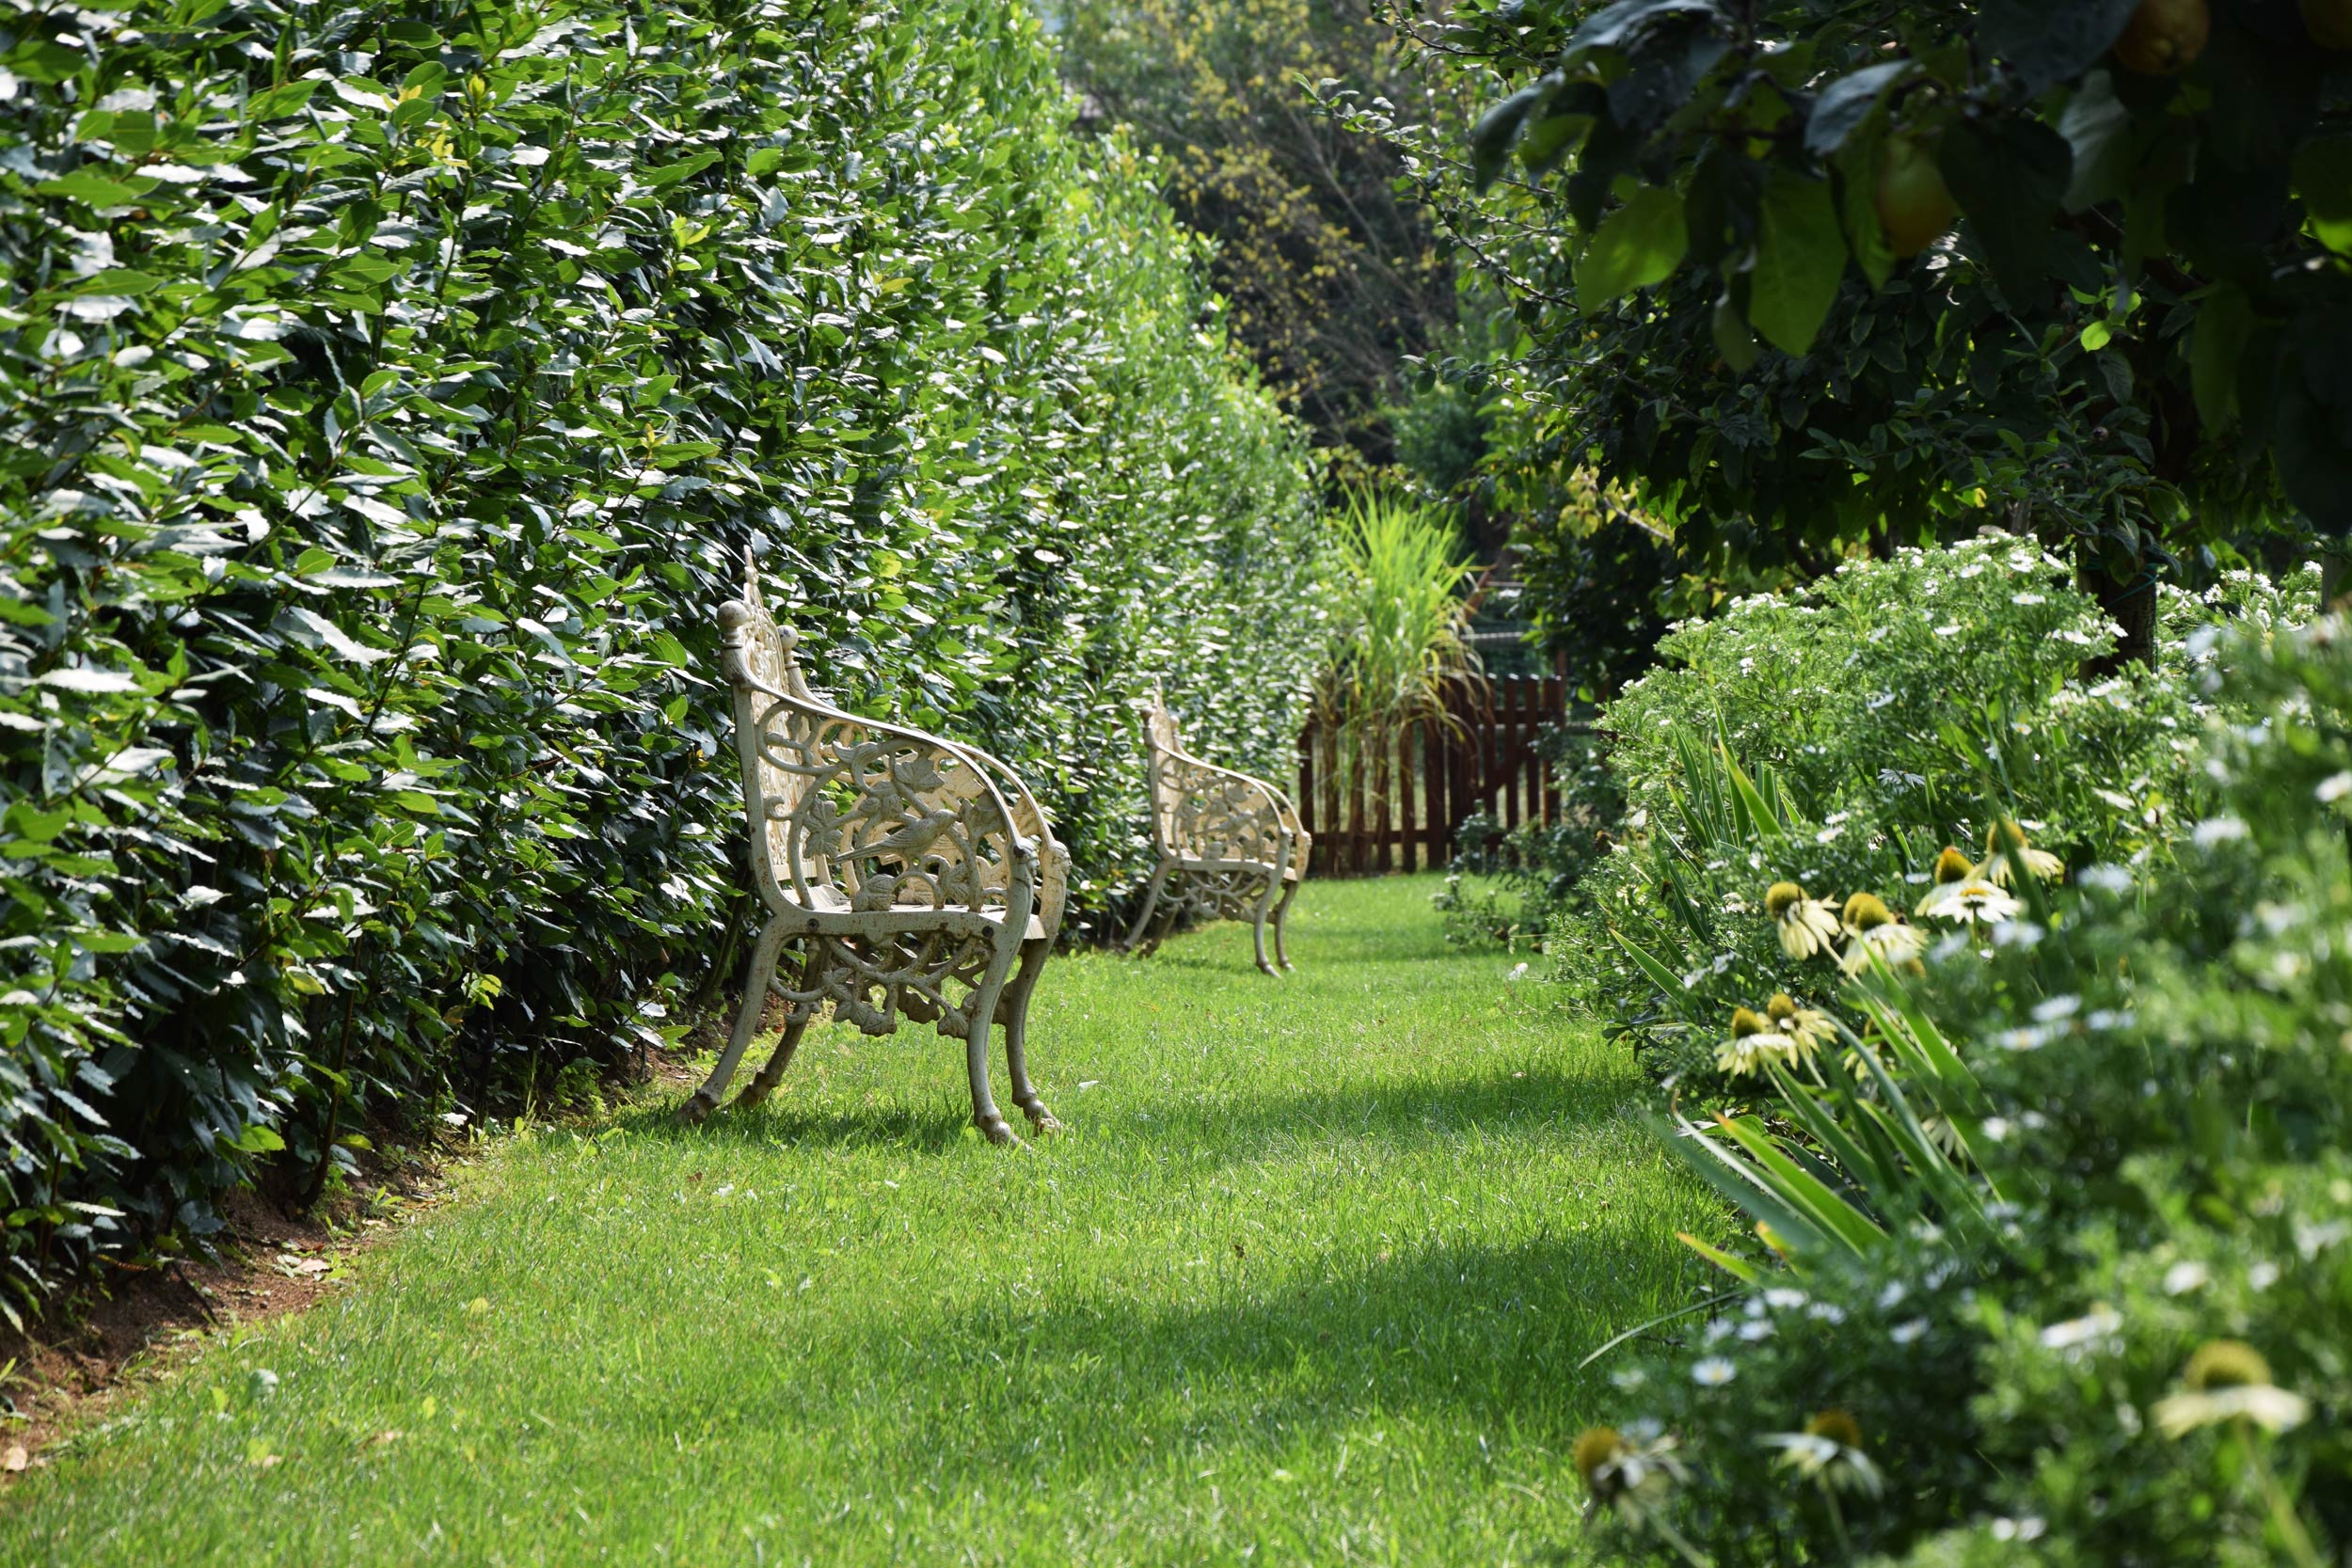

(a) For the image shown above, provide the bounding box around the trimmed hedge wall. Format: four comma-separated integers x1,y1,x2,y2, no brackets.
0,0,1324,1317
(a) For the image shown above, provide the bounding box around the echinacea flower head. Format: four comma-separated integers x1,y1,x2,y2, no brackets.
1762,1410,1884,1497
1767,992,1836,1053
1806,1410,1863,1449
1919,875,2022,926
1574,1425,1689,1529
2185,1339,2271,1390
1840,895,1926,975
1982,819,2064,885
1842,892,1896,930
2153,1340,2311,1437
1767,880,1841,959
1931,846,1974,884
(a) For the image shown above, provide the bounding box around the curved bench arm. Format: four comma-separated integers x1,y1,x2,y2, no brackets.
722,604,1036,929
1153,746,1291,869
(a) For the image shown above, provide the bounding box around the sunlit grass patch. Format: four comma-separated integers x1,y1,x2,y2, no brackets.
1,877,1723,1566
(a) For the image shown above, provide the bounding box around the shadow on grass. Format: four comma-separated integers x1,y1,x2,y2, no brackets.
621,1061,1629,1165
1151,1063,1637,1161
644,1228,1696,1502
612,1094,977,1156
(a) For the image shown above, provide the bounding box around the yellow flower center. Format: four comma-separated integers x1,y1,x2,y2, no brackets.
1573,1426,1627,1481
1730,1006,1767,1038
1985,817,2028,854
1805,1409,1864,1449
1932,847,1973,884
2185,1339,2273,1391
1765,881,1806,919
1766,992,1798,1022
1842,892,1895,931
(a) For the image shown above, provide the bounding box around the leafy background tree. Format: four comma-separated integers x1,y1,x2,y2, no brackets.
1054,0,1464,474
1358,0,2352,663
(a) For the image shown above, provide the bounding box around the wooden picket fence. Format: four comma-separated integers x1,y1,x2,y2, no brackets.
1294,674,1581,876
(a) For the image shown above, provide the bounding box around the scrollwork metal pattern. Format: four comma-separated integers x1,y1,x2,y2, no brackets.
683,553,1067,1146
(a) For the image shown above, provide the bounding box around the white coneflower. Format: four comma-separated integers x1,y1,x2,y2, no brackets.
1912,846,1975,917
1981,818,2063,885
1574,1427,1710,1564
1715,1007,1776,1077
2152,1340,2311,1437
1766,880,1841,959
1839,893,1926,977
1761,1409,1884,1497
1937,876,2021,925
1766,993,1834,1061
1712,1010,1797,1085
1915,845,2021,925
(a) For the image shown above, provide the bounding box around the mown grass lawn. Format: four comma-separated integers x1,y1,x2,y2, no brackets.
2,875,1724,1566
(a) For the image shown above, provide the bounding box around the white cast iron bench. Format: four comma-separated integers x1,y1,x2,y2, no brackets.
682,559,1066,1146
1121,689,1310,975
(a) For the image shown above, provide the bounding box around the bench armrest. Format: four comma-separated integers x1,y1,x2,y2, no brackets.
726,658,1038,927
1155,749,1291,869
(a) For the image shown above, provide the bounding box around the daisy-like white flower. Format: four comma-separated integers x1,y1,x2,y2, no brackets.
1765,992,1833,1062
1915,845,2021,925
1981,818,2064,885
2152,1340,2311,1438
1716,1007,1769,1077
1760,1409,1884,1497
1575,1427,1712,1565
1692,1356,1738,1387
1766,880,1841,959
1912,845,1976,916
1839,893,1926,977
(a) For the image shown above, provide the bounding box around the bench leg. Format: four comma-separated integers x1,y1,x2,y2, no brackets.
1250,869,1281,977
1141,880,1185,957
1272,876,1300,972
964,965,1021,1148
1000,937,1058,1134
1121,863,1171,955
682,917,787,1124
734,946,822,1109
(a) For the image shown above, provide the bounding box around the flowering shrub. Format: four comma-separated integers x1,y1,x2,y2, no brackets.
1565,612,2352,1564
1545,539,2317,1085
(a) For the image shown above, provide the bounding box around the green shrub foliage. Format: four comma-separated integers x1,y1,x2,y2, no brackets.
1574,613,2352,1566
0,0,1322,1316
1547,558,2344,1564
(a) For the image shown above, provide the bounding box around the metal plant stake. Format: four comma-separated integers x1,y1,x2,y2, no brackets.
684,555,1066,1145
1122,687,1310,975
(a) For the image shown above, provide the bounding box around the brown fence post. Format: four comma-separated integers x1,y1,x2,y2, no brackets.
1355,728,1374,879
1396,722,1418,874
1297,719,1317,868
1499,677,1519,835
1327,719,1345,879
1422,712,1447,868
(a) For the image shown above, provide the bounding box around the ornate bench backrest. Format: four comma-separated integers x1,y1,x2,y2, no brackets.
720,554,1035,921
717,555,835,903
1136,688,1185,854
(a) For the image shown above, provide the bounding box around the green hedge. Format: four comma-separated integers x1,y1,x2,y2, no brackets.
0,0,1323,1318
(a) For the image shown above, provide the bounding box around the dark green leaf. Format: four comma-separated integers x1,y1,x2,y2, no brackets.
1942,116,2074,304
1577,186,1690,309
1748,170,1845,356
1803,61,1912,157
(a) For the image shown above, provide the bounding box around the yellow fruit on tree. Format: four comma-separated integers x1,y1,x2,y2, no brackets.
2114,0,2211,74
2301,0,2352,49
1875,135,1957,258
